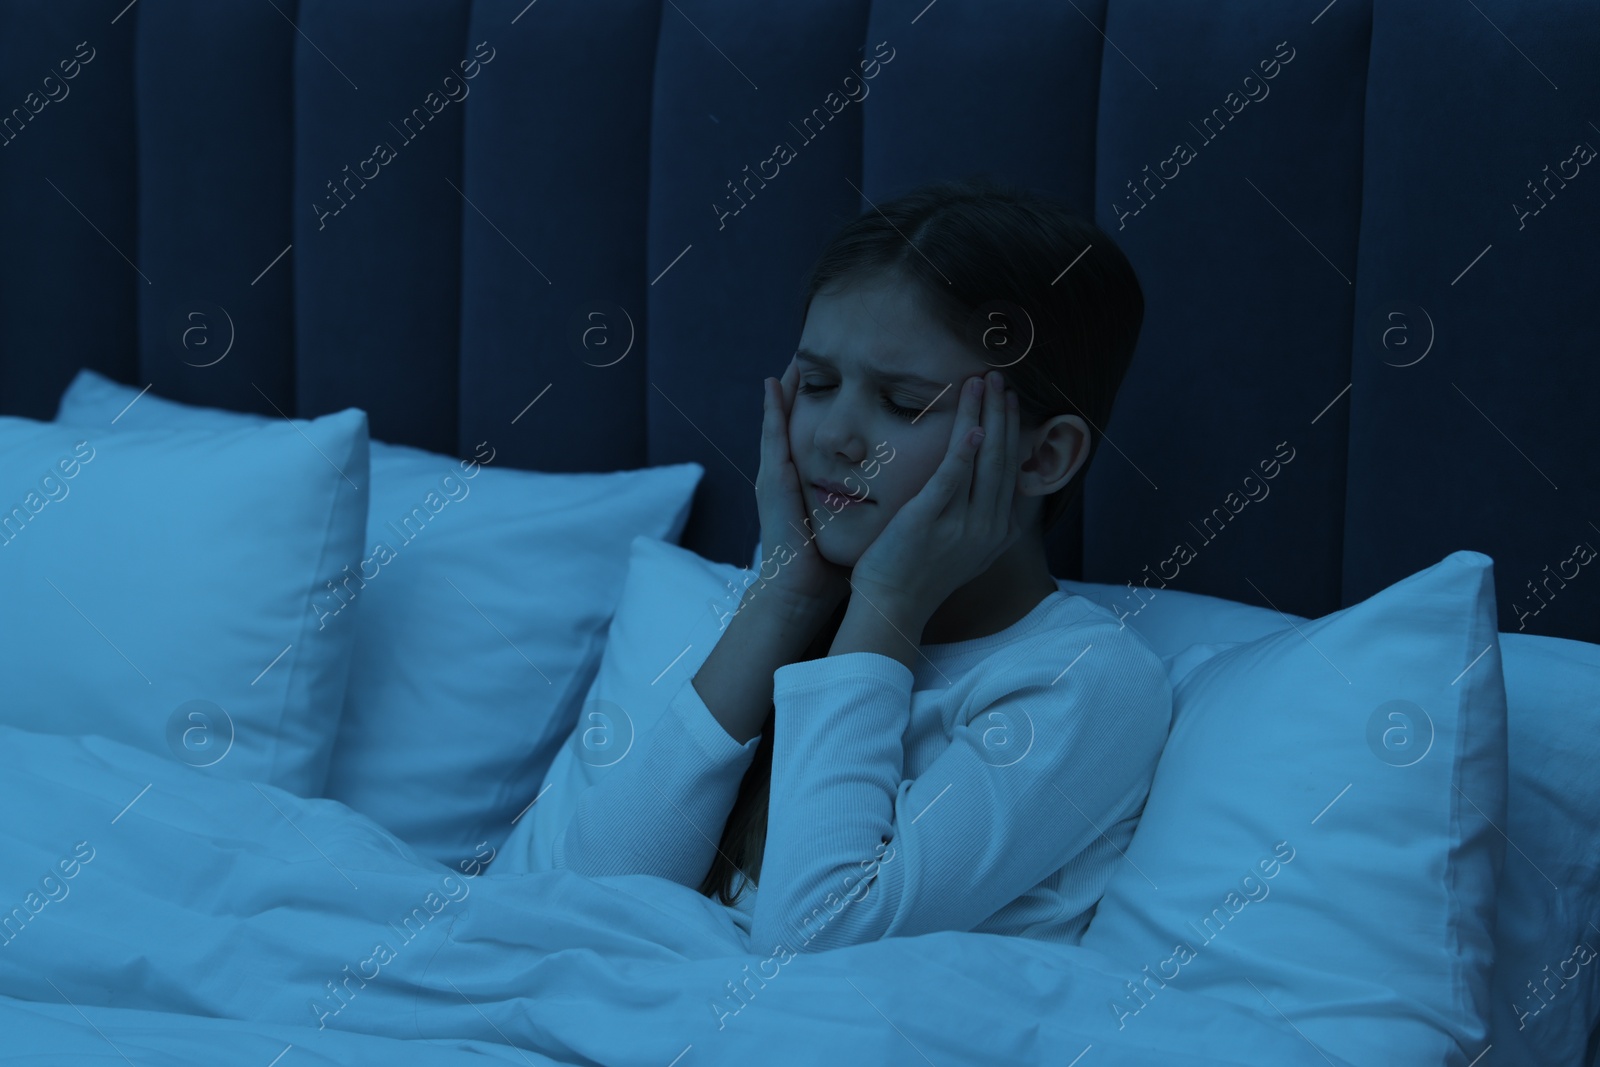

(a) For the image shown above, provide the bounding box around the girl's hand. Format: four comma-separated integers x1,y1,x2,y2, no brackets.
848,370,1024,623
752,356,853,619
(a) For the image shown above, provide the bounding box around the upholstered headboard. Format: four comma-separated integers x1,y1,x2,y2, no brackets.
2,0,1595,644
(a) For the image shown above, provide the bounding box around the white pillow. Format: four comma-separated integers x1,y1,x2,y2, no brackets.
53,369,704,865
508,541,1530,1062
1064,568,1600,1067
498,535,748,875
1056,576,1308,649
1079,550,1507,1065
0,409,369,794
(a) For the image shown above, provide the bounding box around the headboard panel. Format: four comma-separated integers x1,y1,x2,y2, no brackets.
132,0,299,429
1,1,140,410
1084,2,1370,625
1,0,1594,645
289,0,474,457
461,0,663,474
1340,0,1600,629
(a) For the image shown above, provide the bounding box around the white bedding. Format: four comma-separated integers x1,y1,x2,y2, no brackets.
0,725,1356,1066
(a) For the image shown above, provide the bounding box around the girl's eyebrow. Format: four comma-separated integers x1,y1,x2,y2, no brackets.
795,348,949,392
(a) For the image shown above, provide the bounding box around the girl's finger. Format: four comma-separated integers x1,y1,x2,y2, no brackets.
957,374,984,453
762,377,791,474
962,373,993,516
763,376,779,426
979,379,1004,524
944,376,986,502
975,371,1005,513
782,356,798,412
907,377,980,523
1001,388,1020,529
759,378,777,469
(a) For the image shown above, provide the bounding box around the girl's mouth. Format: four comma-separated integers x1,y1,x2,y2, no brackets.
812,483,871,510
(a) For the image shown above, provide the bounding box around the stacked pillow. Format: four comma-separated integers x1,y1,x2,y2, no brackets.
1062,564,1600,1067
508,539,1597,1063
497,534,750,875
53,369,704,866
1491,632,1600,1067
1076,551,1507,1065
0,407,369,795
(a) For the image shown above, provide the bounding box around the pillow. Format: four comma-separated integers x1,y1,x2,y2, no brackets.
0,408,369,795
1481,631,1600,1065
1056,576,1309,652
54,369,704,867
497,534,748,875
1062,569,1600,1065
1079,550,1507,1065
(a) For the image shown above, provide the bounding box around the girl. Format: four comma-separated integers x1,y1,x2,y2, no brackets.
553,175,1174,957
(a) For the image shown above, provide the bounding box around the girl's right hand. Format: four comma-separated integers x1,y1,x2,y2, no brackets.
754,356,852,620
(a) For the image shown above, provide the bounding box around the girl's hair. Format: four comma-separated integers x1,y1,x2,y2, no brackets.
694,174,1146,907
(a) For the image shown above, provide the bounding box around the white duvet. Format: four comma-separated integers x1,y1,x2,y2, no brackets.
0,726,1357,1066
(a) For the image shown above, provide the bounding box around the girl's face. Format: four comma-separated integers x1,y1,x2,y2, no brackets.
790,273,1013,567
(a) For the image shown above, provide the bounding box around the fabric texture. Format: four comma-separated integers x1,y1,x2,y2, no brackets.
1079,550,1507,1066
1489,632,1600,1066
0,723,1361,1066
0,407,369,794
1064,570,1600,1067
498,535,755,879
526,536,1175,954
53,368,703,863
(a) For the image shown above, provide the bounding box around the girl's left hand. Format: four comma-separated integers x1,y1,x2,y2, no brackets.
849,370,1024,623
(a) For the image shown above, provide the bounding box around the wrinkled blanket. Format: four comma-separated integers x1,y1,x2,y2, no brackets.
0,727,1354,1066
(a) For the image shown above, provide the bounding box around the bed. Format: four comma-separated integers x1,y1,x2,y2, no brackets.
0,1,1596,1064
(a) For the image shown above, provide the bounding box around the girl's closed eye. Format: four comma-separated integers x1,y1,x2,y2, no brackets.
796,379,924,420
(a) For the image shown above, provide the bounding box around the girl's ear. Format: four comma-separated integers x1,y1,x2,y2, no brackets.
1018,415,1090,496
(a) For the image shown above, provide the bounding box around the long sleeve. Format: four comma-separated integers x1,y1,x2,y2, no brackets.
749,624,1173,955
553,673,760,887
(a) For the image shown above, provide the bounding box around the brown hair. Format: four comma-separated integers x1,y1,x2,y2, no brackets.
695,174,1145,906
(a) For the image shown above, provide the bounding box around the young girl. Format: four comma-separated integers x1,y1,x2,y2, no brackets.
552,175,1174,957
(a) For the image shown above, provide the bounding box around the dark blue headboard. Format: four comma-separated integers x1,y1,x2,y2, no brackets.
2,0,1595,644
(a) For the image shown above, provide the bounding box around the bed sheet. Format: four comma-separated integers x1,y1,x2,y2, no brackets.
0,725,1358,1066
0,992,540,1065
